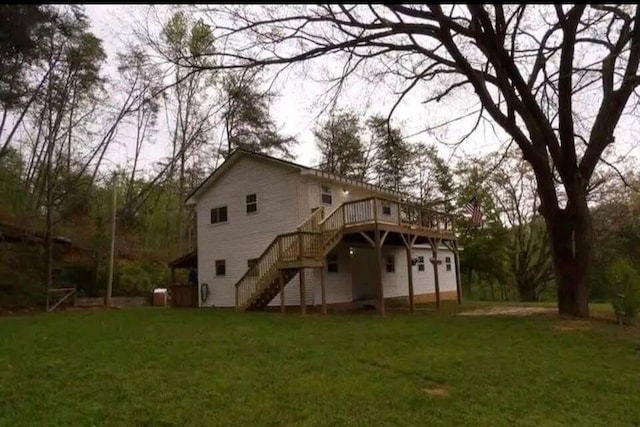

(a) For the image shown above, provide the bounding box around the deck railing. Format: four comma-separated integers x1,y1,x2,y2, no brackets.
323,196,455,233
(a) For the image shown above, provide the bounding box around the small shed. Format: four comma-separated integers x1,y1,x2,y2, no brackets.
168,250,198,307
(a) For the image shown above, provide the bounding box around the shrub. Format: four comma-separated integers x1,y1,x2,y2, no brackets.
606,259,640,325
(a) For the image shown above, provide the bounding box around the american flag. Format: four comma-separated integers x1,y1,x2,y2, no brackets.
463,196,483,226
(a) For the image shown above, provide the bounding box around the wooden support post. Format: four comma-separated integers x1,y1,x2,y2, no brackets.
405,235,415,314
373,198,378,223
299,268,306,315
453,241,462,304
430,238,441,309
400,233,417,314
279,270,285,313
374,228,385,316
320,266,327,314
298,233,304,260
342,204,347,226
443,239,463,306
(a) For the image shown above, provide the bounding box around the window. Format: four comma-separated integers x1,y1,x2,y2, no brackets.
385,255,395,273
321,184,332,205
215,260,226,276
382,202,391,216
445,256,452,272
417,256,425,272
210,206,228,224
246,194,257,214
247,258,259,276
327,253,338,273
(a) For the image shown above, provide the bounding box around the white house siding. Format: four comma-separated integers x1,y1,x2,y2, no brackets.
382,245,458,298
309,243,353,304
306,243,458,307
306,177,383,214
344,245,453,300
196,156,306,307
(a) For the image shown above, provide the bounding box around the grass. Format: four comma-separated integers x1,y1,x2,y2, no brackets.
1,307,639,426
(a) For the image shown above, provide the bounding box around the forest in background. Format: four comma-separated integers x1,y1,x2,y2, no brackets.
1,5,640,310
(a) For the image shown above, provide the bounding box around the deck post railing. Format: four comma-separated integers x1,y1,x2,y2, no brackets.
298,232,303,260
373,198,378,223
342,203,347,226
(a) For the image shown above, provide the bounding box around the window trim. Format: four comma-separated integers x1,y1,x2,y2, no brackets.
327,253,339,273
215,259,226,276
385,255,395,273
382,202,392,216
210,206,228,225
320,184,332,205
417,255,425,272
445,256,452,272
246,194,258,214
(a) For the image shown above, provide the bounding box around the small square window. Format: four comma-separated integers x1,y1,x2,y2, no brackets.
385,255,395,273
247,258,259,276
215,260,226,276
246,194,257,214
210,206,228,224
417,256,425,272
445,256,452,272
327,253,338,273
321,184,332,205
382,203,391,216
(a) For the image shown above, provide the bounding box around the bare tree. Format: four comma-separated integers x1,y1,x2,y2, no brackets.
489,150,553,301
159,5,640,317
115,46,162,214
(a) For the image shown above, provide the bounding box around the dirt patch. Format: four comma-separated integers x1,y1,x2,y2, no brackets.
458,306,555,317
555,320,592,332
422,385,450,397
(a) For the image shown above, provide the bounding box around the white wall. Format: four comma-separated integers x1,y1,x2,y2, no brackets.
310,243,354,304
383,245,458,298
306,177,382,214
316,244,458,303
196,156,305,307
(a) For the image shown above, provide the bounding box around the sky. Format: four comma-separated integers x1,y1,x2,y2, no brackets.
83,4,506,175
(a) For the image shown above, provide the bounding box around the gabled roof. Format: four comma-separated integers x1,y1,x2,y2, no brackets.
185,148,401,204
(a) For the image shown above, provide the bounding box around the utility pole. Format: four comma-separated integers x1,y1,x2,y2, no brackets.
106,172,117,307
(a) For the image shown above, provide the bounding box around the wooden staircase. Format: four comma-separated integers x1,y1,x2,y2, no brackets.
234,197,456,311
235,206,345,311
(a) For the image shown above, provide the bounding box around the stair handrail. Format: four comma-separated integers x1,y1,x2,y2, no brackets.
297,206,325,232
235,208,327,309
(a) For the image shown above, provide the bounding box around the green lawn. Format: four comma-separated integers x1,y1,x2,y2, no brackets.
1,307,639,426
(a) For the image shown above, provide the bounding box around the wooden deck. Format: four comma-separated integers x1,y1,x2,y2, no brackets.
234,197,460,313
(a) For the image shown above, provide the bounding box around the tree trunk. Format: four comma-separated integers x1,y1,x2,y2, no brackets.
544,200,592,317
517,278,538,302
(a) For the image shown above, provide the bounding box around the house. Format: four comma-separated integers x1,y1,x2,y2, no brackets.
184,149,461,314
